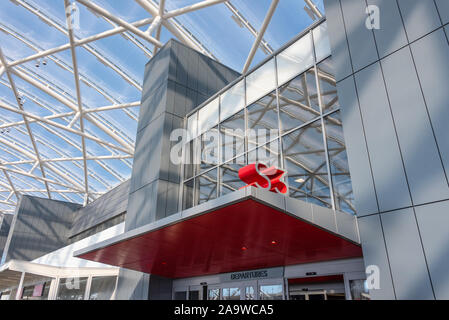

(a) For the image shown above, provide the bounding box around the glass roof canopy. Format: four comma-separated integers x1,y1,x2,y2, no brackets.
0,0,324,214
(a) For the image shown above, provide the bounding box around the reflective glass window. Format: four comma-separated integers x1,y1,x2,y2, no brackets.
189,290,200,300
184,138,200,180
246,58,277,105
174,291,187,300
259,285,283,300
195,168,218,205
219,156,247,196
56,277,88,300
278,68,320,133
183,179,194,210
282,120,332,208
313,22,331,63
198,126,219,173
317,57,339,113
222,287,240,300
247,91,279,150
220,110,245,163
245,286,255,300
220,79,245,121
277,33,314,86
248,139,280,168
187,113,198,141
208,288,220,300
350,280,370,300
324,111,355,214
89,276,117,300
198,97,219,135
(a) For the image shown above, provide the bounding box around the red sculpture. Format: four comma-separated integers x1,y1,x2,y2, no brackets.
238,162,287,194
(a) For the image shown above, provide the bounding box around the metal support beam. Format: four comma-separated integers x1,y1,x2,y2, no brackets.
0,47,52,199
304,0,323,19
0,101,132,154
163,0,227,19
65,0,89,205
8,67,134,153
135,0,207,55
15,272,25,300
76,0,163,47
242,0,279,74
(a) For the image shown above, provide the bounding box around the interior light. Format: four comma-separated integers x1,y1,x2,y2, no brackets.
295,178,305,183
271,240,277,245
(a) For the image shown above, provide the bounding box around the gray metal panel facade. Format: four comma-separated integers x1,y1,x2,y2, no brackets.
2,196,81,263
117,39,239,300
324,0,449,299
69,180,130,238
0,214,13,262
126,39,239,232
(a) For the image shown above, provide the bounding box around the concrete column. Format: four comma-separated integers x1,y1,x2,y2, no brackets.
15,272,25,300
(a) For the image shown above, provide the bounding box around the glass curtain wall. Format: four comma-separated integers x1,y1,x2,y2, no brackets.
182,21,355,215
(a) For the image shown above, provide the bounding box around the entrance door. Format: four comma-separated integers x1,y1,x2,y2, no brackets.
241,281,257,300
290,290,327,300
258,279,284,300
206,281,258,300
287,275,346,300
188,285,202,300
221,282,241,300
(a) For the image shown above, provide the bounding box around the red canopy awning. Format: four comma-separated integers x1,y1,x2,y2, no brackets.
76,198,362,278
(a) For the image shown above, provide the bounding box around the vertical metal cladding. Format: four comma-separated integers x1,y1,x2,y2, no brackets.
324,0,449,299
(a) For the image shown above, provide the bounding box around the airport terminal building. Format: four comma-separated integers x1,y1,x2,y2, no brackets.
1,0,449,300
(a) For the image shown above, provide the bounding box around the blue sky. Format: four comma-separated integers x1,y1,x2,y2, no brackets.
0,0,324,212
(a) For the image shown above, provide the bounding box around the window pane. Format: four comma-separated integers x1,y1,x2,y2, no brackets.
187,113,198,141
259,285,283,300
245,286,255,300
220,79,245,121
220,156,247,196
56,277,88,300
324,111,355,214
282,120,332,208
189,290,200,300
350,280,370,300
220,110,245,163
247,91,279,150
184,138,200,180
317,57,339,113
248,139,280,168
277,33,314,86
89,276,117,300
198,126,219,174
223,287,240,300
175,291,187,300
278,68,320,133
183,179,194,210
313,22,331,63
208,288,220,300
246,58,276,105
198,97,219,135
195,168,218,205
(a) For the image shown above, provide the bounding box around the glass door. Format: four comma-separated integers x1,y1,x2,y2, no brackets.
188,285,202,300
258,279,284,300
240,281,257,300
173,286,188,300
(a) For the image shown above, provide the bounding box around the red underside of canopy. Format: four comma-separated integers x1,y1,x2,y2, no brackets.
77,199,362,278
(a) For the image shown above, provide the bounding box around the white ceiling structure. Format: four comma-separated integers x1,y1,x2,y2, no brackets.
0,0,323,214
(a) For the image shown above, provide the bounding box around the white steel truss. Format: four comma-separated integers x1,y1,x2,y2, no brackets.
0,0,321,215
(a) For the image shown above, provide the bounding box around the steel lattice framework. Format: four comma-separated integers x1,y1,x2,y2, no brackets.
0,0,322,214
